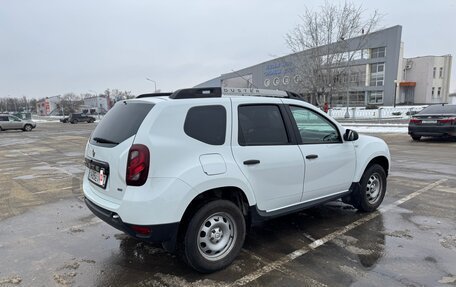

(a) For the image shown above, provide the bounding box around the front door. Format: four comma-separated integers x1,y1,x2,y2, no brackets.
231,101,305,212
287,105,356,202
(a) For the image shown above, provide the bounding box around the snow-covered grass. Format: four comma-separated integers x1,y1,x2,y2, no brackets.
342,125,408,133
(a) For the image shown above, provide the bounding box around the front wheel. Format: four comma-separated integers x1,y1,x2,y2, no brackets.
352,164,387,212
23,124,33,132
411,134,421,141
183,200,245,273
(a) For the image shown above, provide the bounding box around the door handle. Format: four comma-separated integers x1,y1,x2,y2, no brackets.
306,154,318,159
243,159,260,165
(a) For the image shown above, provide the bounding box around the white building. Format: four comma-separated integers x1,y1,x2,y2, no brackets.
83,95,111,114
449,93,456,104
399,55,452,104
36,96,61,116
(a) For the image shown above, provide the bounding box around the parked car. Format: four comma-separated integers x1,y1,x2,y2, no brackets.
83,87,390,273
408,104,456,141
60,113,96,124
0,114,36,132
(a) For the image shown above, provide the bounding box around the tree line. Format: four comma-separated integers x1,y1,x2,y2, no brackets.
0,89,134,114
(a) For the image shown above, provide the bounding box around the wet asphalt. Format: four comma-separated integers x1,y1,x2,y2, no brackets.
0,123,455,287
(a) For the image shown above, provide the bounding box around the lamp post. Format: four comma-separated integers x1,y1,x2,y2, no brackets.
393,80,398,108
146,78,157,93
341,37,350,119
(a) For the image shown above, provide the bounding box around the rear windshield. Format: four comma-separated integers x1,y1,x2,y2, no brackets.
418,105,456,115
90,101,153,146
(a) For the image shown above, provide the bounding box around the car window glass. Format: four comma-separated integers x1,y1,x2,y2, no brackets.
289,106,341,144
90,102,154,146
0,116,8,121
9,116,20,122
418,105,456,114
184,105,226,145
238,105,289,146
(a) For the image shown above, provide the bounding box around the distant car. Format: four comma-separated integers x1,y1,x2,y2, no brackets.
60,113,96,124
408,104,456,141
0,114,36,132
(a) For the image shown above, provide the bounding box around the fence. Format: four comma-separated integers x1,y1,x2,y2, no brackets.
329,106,426,120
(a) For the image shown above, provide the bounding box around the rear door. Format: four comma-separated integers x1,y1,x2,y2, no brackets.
286,104,356,202
231,98,305,212
85,100,155,203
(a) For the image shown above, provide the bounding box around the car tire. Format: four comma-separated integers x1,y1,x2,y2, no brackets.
352,164,387,212
71,119,78,124
411,134,421,141
23,124,33,132
88,119,95,123
183,200,245,273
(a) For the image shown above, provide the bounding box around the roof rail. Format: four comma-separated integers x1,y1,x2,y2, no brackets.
136,92,172,98
169,87,303,100
169,88,221,99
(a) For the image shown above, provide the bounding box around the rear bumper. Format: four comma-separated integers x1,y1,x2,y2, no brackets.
408,125,456,137
85,197,179,243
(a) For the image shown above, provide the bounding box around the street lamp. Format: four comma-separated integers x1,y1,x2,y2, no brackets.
393,80,398,108
146,78,157,93
340,37,350,119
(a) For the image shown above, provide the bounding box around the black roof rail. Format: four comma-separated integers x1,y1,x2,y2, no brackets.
169,88,221,99
136,92,172,98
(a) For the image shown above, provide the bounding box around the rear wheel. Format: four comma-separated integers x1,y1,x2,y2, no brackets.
183,200,245,273
352,164,387,212
23,124,33,132
71,119,78,124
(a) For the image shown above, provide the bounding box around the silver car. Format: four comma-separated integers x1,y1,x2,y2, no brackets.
0,114,37,132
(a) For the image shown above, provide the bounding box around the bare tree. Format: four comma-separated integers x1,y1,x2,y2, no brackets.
285,1,381,106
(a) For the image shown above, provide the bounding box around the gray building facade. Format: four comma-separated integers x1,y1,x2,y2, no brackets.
197,26,403,106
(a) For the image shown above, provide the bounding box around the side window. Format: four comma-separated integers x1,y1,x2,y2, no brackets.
238,105,289,146
0,116,8,122
184,105,226,145
289,106,341,144
8,116,20,122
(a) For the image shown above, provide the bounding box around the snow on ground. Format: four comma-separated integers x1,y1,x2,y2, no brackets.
342,125,408,133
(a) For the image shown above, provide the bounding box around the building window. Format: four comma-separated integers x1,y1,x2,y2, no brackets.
433,67,436,78
438,87,441,97
370,63,385,86
439,67,443,78
368,91,383,104
370,47,386,59
432,87,435,97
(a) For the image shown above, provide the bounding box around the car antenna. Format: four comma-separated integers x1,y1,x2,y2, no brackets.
230,69,259,89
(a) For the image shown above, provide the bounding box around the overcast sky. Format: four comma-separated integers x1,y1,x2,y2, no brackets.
1,0,455,99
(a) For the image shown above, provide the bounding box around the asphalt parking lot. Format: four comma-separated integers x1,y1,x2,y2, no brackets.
0,123,455,287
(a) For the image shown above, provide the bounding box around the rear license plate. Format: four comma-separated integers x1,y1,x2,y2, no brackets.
88,168,108,188
422,120,437,124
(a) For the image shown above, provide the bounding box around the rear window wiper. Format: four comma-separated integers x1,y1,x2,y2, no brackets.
92,137,119,145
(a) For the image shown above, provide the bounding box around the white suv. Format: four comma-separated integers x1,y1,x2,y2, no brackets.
83,87,390,273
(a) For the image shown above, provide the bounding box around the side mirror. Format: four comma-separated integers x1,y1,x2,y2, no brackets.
344,129,359,141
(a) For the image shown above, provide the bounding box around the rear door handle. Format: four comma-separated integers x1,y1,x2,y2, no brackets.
306,154,318,159
243,159,260,165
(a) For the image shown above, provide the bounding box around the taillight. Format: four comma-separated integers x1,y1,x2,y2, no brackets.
438,117,456,125
126,144,150,186
130,225,151,236
409,118,422,124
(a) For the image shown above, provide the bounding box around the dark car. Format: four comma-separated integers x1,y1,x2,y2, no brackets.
408,104,456,141
60,113,96,124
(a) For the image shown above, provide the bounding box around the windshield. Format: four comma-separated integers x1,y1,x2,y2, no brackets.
90,101,154,146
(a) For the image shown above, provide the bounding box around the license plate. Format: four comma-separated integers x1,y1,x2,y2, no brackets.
88,168,107,188
422,120,437,124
